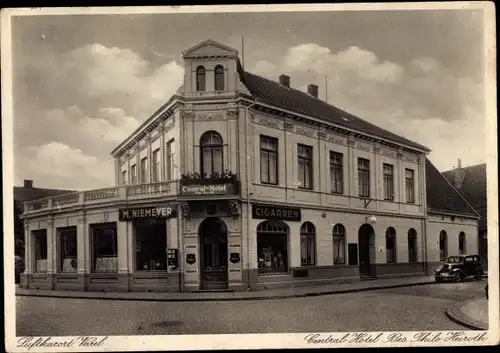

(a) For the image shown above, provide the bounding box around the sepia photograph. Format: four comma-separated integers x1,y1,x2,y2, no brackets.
2,2,498,351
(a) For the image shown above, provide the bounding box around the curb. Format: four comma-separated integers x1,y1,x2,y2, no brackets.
446,299,488,331
16,280,436,302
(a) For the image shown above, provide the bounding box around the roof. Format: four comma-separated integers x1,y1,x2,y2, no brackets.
238,68,430,152
442,163,487,229
425,158,479,217
13,186,75,211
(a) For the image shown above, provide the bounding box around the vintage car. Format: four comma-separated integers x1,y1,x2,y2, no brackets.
435,255,484,282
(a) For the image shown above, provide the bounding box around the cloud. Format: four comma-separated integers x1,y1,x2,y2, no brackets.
250,42,485,170
14,43,185,189
18,142,113,190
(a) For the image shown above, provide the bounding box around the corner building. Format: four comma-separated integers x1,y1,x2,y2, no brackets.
21,40,480,292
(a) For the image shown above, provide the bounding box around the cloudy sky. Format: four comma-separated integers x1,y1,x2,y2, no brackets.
10,8,487,190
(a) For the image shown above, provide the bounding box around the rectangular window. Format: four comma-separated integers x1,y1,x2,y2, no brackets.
405,169,415,203
300,234,316,266
358,158,370,198
58,227,77,273
121,170,127,185
383,164,394,201
257,234,288,274
260,135,278,185
330,152,343,194
140,157,148,183
152,149,160,183
297,144,313,189
33,230,48,273
91,223,118,273
130,164,137,184
166,139,174,180
333,235,346,264
135,219,167,271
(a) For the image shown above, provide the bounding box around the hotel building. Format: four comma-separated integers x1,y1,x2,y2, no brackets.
21,40,480,292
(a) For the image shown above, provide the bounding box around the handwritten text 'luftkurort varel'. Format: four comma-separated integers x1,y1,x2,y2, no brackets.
305,331,488,345
17,336,108,350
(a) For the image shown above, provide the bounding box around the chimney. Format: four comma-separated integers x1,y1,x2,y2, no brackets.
457,158,462,169
24,179,33,188
307,84,319,98
279,74,290,87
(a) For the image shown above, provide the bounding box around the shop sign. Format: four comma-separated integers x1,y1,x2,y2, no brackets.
119,206,177,221
229,253,241,264
252,204,301,222
180,183,236,196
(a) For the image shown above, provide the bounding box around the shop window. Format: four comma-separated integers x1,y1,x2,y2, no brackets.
214,65,225,91
300,222,316,266
439,230,448,261
332,224,346,264
257,221,289,274
196,66,206,92
330,152,343,194
297,144,313,189
383,164,394,201
260,135,278,185
358,158,370,198
58,227,77,273
386,227,396,263
408,228,417,263
458,232,466,255
91,223,118,273
152,149,160,182
135,219,167,271
33,229,47,273
200,131,223,178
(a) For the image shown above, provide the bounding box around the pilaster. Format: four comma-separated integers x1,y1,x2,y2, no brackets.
24,222,32,274
76,216,86,274
46,219,56,274
147,133,152,183
160,124,166,181
117,220,128,274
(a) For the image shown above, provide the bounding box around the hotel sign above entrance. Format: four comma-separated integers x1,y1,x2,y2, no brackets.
119,206,177,221
180,183,237,196
252,204,302,222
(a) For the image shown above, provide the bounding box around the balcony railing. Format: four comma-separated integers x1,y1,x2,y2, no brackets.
24,181,177,215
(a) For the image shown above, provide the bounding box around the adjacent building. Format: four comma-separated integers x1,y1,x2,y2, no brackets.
442,161,488,268
20,40,480,292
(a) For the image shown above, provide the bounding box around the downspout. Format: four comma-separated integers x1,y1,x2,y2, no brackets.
421,156,428,276
244,99,257,291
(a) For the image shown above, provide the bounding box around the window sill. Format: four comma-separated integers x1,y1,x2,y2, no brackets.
331,191,344,195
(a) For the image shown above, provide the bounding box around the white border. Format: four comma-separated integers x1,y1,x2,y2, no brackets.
2,2,498,351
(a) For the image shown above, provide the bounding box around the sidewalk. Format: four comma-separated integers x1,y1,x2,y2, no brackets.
446,298,489,330
16,275,435,302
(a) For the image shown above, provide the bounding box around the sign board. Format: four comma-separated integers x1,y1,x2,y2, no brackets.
180,183,236,196
252,204,301,222
119,206,177,221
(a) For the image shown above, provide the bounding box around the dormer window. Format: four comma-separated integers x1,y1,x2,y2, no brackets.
196,66,206,92
215,65,224,91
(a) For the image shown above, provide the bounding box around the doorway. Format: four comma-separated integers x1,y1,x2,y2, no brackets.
358,224,376,278
198,217,228,290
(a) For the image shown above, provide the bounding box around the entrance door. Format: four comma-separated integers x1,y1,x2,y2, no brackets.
198,217,228,290
358,224,376,278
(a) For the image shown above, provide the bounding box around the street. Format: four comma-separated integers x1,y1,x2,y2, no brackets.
16,280,487,336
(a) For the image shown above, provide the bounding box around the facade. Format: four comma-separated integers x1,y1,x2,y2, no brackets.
21,40,480,292
442,161,488,268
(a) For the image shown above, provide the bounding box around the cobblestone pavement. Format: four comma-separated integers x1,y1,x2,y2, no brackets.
16,280,487,336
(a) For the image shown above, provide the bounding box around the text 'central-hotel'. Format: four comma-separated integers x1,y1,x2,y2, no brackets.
21,40,479,292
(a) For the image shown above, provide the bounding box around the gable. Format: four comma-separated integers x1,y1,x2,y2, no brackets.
182,40,238,59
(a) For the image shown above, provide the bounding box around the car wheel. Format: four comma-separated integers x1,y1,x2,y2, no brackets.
476,269,483,281
454,271,463,282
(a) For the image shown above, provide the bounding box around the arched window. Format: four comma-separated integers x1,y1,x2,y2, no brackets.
408,229,417,263
332,224,346,264
214,65,225,91
257,220,289,274
458,232,466,255
200,131,223,178
300,222,316,266
439,231,448,261
386,227,396,263
196,66,206,92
